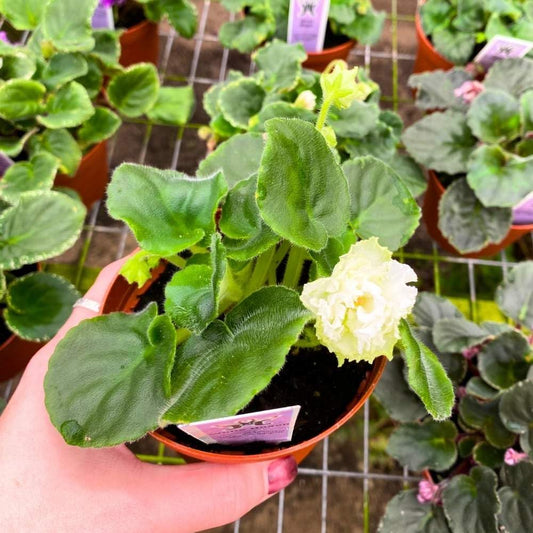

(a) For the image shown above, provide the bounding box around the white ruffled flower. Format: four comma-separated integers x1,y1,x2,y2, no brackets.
300,237,417,363
294,90,316,110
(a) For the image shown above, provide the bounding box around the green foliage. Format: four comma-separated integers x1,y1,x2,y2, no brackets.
0,80,46,120
499,463,533,532
496,262,533,329
146,86,195,126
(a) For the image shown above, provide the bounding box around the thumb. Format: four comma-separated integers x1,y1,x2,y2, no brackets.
134,456,298,532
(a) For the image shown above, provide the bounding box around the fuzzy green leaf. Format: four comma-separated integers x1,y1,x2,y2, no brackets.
0,79,46,121
119,250,161,287
420,0,453,34
146,86,194,126
413,292,463,328
466,377,499,400
77,107,121,147
499,380,533,453
472,442,504,469
329,101,381,139
495,262,533,328
433,317,491,353
41,52,88,89
76,56,103,98
0,52,37,80
219,16,275,54
219,79,266,129
484,57,533,99
30,129,81,176
160,0,197,38
1,0,45,29
91,30,121,67
432,25,476,65
499,462,533,533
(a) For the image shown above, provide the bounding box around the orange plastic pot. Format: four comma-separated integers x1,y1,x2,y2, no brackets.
101,262,387,464
54,141,109,210
303,39,356,72
119,20,159,67
423,171,533,258
0,334,43,382
413,10,453,74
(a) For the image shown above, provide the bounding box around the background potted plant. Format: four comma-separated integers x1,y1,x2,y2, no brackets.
201,40,427,199
376,262,533,533
44,65,454,465
414,0,533,73
217,0,385,71
0,0,195,208
403,57,533,257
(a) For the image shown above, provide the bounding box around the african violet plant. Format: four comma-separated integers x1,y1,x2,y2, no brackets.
0,0,194,193
377,262,533,533
218,0,385,53
419,0,533,65
44,65,454,448
403,57,533,253
201,40,426,198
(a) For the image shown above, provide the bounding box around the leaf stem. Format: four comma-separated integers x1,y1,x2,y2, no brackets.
282,246,306,289
246,245,277,295
315,95,333,131
165,255,187,269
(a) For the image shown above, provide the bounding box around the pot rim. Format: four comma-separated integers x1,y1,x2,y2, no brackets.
305,39,356,58
119,19,157,43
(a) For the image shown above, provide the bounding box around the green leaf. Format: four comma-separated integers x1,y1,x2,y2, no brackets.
467,145,533,208
495,262,533,328
38,81,94,129
340,9,386,45
45,303,177,447
387,420,458,471
120,250,161,286
0,52,37,80
146,86,195,126
309,232,355,277
378,490,450,533
1,0,45,29
478,331,530,390
484,58,533,99
219,79,266,129
466,89,521,143
441,466,500,533
399,319,454,421
472,442,504,469
466,377,499,400
520,90,533,136
0,152,58,203
0,79,46,121
438,178,512,254
500,380,533,454
76,56,103,99
160,0,197,38
223,227,279,262
373,355,426,423
0,191,85,270
107,63,160,118
31,129,81,176
219,15,275,54
255,102,316,130
257,118,350,251
433,317,490,353
197,133,264,187
107,164,228,256
499,462,533,533
253,39,306,92
413,292,463,328
329,101,381,139
386,154,427,199
458,435,478,458
5,272,79,342
402,111,476,175
420,0,453,34
77,107,121,147
43,0,98,52
163,286,312,423
0,129,35,158
164,234,225,333
432,25,476,65
459,395,516,448
41,53,88,89
343,157,420,251
91,30,121,67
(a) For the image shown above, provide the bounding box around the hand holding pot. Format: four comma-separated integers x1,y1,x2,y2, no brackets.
0,258,297,532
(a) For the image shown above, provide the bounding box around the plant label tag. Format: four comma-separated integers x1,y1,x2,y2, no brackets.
92,6,115,29
287,0,330,53
474,35,533,70
177,405,301,445
513,192,533,225
0,152,14,175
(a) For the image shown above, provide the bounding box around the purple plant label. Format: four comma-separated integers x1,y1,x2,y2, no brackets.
513,192,533,225
92,6,114,29
177,405,301,445
474,35,533,70
287,0,330,53
0,152,14,175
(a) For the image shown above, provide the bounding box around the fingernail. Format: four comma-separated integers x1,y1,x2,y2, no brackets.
268,456,298,494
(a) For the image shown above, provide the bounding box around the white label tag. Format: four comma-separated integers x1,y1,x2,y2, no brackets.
92,6,115,30
287,0,330,53
178,405,301,445
474,35,533,70
0,152,14,175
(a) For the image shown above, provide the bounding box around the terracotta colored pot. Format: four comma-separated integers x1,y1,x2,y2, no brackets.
303,39,356,72
413,10,453,74
54,141,109,210
423,171,533,258
119,20,159,67
101,263,387,464
0,334,43,382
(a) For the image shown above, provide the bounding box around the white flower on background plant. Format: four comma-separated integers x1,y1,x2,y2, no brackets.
454,80,484,104
294,90,317,110
300,237,417,363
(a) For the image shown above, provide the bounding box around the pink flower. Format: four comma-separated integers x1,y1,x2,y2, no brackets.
456,386,467,399
454,81,484,104
462,345,480,360
417,480,441,504
504,448,529,466
99,0,126,7
0,31,10,44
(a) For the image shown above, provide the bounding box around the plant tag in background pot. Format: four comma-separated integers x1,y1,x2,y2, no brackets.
177,406,301,445
474,35,533,70
92,5,114,29
287,0,330,52
513,192,533,225
0,152,13,175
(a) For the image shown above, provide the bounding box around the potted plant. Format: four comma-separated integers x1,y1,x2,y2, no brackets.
44,65,454,464
201,40,426,198
218,0,385,71
403,57,533,257
376,262,533,532
0,0,195,208
414,0,533,73
91,0,198,66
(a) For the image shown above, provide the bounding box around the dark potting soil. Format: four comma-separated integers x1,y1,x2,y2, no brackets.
117,2,146,29
134,264,372,455
323,25,352,49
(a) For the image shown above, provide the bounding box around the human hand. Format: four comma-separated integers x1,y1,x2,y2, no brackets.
0,257,297,533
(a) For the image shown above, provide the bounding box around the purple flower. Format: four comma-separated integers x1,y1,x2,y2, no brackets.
417,480,441,504
0,31,10,44
454,80,484,104
504,448,529,466
99,0,126,7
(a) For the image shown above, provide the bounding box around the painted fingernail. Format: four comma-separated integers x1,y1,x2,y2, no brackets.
268,456,298,494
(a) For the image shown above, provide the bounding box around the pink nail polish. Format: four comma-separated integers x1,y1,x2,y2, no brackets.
268,456,298,494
